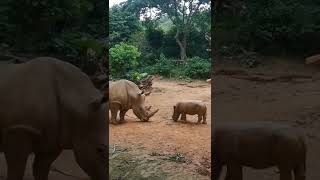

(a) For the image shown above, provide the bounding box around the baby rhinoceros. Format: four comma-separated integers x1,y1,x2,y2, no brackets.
172,101,207,124
213,122,306,180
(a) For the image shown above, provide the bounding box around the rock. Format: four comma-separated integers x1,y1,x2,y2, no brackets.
305,54,320,65
206,79,211,82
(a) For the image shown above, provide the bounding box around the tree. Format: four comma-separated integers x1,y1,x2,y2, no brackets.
109,42,141,77
128,0,211,63
109,4,142,48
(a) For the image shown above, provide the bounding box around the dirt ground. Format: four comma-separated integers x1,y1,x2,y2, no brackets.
109,79,211,179
0,150,90,179
215,57,320,180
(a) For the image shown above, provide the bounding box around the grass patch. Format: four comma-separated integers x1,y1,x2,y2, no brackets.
166,153,192,164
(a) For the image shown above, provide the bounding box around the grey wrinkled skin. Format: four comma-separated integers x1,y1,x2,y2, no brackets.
0,57,108,180
109,79,159,124
213,122,306,180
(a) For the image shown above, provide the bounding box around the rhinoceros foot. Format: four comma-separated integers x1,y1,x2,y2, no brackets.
109,120,118,124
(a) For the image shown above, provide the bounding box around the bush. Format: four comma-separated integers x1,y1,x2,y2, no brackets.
184,57,210,79
138,55,210,80
150,53,176,76
109,42,141,77
239,50,259,68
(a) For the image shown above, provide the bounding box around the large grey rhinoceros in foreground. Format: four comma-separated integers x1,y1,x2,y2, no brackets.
0,57,107,180
213,122,306,180
109,79,159,124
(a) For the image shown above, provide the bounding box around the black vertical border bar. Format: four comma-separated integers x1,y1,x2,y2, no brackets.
105,0,110,176
211,0,216,179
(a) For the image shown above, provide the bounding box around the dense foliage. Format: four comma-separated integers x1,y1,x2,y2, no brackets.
109,43,141,77
0,0,107,75
109,0,211,80
214,0,320,60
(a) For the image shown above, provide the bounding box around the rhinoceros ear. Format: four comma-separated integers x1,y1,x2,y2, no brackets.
137,90,144,96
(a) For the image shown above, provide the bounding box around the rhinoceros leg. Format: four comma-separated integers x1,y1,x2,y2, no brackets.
181,114,187,122
225,169,231,180
110,107,119,124
202,114,207,124
119,109,128,122
294,163,306,180
33,150,62,180
213,162,223,180
279,167,293,180
197,114,202,124
110,109,118,124
227,163,242,180
110,101,122,124
4,130,33,180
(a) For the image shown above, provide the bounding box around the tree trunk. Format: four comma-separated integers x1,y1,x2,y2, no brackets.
175,29,187,63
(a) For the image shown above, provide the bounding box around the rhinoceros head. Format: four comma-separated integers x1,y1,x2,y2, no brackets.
132,91,159,121
73,94,108,180
132,106,159,121
172,105,179,121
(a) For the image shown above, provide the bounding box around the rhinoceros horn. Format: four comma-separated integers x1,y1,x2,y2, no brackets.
144,91,151,96
147,108,159,118
145,105,152,110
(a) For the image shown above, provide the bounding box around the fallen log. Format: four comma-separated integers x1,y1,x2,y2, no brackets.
137,75,154,95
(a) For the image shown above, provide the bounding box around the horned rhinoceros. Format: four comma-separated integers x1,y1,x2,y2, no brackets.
109,79,159,124
0,57,107,180
213,122,306,180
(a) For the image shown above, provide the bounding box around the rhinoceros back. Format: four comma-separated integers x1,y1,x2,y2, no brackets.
214,122,306,168
0,57,102,149
109,79,142,109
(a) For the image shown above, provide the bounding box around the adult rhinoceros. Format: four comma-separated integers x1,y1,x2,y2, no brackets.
109,79,159,124
0,57,107,180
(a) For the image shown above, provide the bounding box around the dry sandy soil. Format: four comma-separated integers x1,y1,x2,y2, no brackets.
109,79,212,179
215,57,320,180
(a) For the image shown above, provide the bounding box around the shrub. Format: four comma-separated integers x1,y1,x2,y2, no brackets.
238,50,259,68
49,32,105,75
109,42,141,77
184,57,210,79
150,53,176,76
